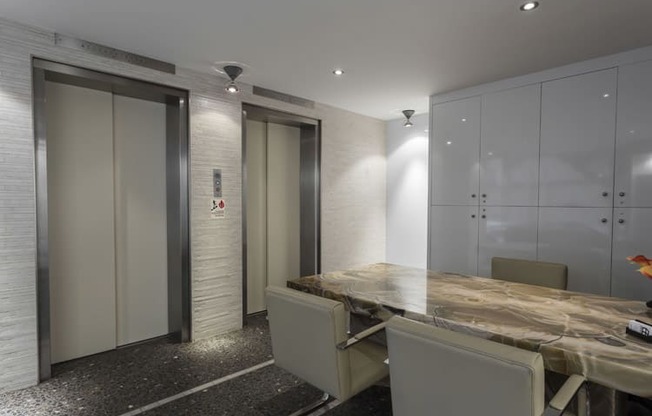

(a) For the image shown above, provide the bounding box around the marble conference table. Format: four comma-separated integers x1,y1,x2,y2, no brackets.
287,263,652,400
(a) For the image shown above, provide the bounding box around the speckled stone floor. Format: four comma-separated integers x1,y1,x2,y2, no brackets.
0,314,393,416
2,314,647,416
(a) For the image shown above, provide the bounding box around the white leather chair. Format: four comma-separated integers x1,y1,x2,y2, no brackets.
492,257,568,290
266,286,389,415
386,316,585,416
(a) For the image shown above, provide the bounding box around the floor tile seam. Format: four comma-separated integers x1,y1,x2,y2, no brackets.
117,359,275,416
306,399,342,416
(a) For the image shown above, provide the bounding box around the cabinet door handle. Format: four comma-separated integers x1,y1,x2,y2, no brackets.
619,192,626,197
601,218,608,223
618,219,625,224
602,191,609,197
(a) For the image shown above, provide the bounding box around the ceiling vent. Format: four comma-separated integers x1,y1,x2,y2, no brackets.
54,34,176,74
252,86,315,109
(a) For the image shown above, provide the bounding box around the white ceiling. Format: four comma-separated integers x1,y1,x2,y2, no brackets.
3,0,652,120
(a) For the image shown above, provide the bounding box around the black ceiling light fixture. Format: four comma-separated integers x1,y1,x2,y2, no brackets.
223,65,243,94
402,110,415,127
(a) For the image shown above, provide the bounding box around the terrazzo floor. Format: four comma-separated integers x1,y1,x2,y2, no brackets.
1,314,649,416
0,315,392,416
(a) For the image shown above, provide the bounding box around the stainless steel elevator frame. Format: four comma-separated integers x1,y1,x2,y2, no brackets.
241,104,321,322
33,59,191,381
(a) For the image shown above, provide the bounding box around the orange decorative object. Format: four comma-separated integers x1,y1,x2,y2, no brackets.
627,255,652,280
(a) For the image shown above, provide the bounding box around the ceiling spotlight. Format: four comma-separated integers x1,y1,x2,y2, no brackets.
402,110,415,128
223,65,243,94
333,69,344,76
520,1,539,11
225,82,239,94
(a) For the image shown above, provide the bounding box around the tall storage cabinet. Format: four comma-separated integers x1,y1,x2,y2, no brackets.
430,97,481,206
480,85,541,207
429,54,652,300
614,60,652,208
610,59,652,301
430,86,541,277
539,69,617,208
429,97,481,274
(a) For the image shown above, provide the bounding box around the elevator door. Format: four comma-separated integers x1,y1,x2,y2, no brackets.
47,82,117,364
47,82,169,363
246,121,301,314
114,95,169,346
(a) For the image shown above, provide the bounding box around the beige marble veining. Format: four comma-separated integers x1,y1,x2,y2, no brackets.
288,263,652,398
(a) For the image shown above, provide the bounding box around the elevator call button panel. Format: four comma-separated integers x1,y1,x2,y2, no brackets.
213,169,222,198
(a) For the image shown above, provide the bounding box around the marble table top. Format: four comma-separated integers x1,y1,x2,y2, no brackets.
287,263,652,398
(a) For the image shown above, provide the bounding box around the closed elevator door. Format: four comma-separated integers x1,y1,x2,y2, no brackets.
113,95,168,346
47,82,169,363
246,121,301,314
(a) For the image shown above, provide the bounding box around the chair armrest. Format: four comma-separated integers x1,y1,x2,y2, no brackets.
337,322,387,350
543,374,586,416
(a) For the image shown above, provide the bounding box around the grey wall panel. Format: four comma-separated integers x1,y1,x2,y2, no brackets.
189,94,243,340
0,25,39,392
0,16,386,392
319,106,387,272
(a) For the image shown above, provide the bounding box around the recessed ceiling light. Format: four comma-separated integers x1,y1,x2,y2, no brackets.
333,69,344,76
462,118,467,122
603,93,610,98
446,141,452,145
520,1,539,11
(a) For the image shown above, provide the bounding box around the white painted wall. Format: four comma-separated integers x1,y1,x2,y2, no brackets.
0,17,386,392
386,114,429,268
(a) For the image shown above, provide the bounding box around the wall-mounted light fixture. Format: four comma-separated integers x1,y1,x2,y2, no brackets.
402,110,415,128
223,65,243,94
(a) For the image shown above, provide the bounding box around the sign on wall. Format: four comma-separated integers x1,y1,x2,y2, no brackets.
211,198,226,219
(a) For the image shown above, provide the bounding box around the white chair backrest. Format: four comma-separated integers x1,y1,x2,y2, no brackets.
387,316,545,416
266,286,350,399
